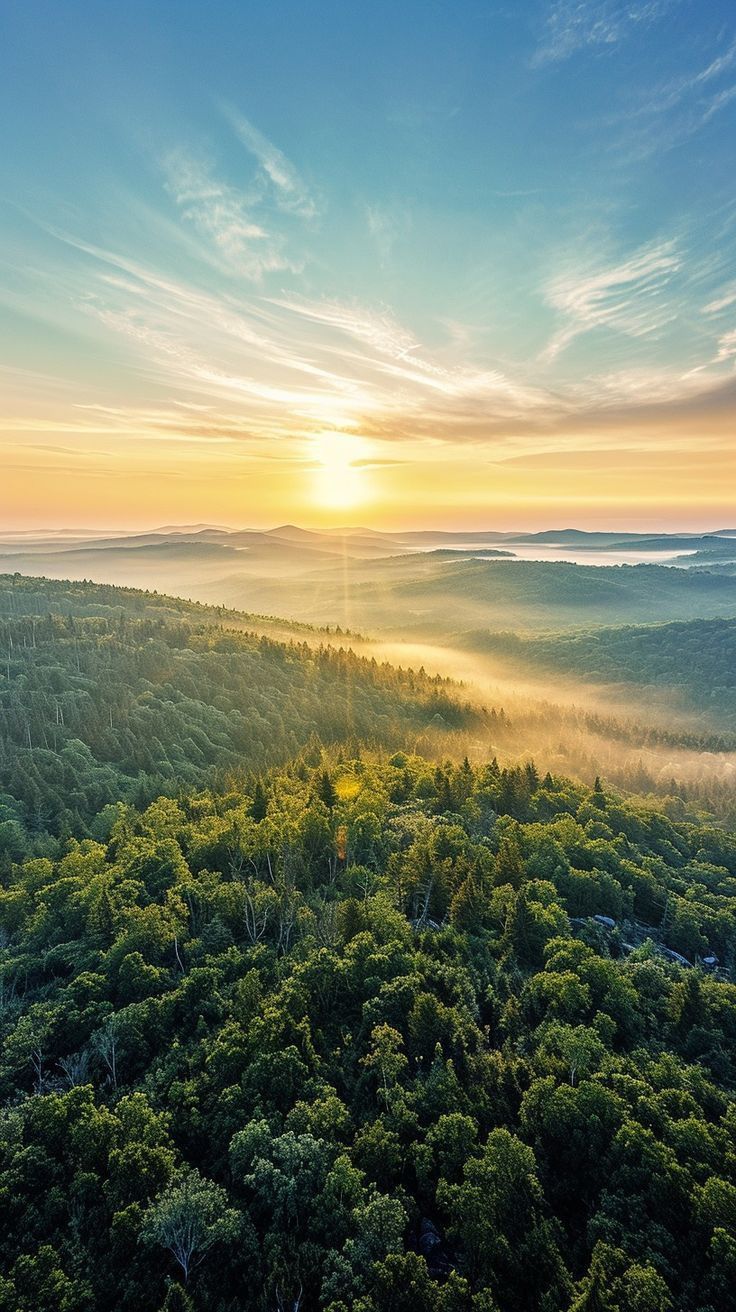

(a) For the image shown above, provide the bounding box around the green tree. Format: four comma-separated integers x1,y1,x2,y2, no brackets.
439,1128,570,1308
362,1024,409,1109
250,780,268,822
142,1169,241,1284
318,772,338,810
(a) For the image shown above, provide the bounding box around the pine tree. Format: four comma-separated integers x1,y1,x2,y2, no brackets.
495,835,525,889
90,887,115,946
317,770,337,809
250,780,268,822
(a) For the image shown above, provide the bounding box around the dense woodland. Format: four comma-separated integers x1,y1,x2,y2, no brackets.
2,751,736,1310
4,575,736,854
0,577,482,847
470,620,736,725
2,573,736,1311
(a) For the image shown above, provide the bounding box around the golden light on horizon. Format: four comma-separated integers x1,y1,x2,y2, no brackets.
312,431,370,510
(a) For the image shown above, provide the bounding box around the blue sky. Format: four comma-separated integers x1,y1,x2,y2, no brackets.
1,0,735,528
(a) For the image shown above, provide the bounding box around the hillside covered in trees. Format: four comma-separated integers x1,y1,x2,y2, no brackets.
3,572,736,850
1,751,736,1311
466,618,736,725
0,576,483,847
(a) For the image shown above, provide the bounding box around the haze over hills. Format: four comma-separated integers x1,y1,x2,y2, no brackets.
4,579,736,820
2,524,736,629
3,529,736,755
3,523,735,556
4,524,736,727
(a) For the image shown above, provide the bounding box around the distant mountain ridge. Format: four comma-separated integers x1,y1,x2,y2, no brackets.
3,523,735,560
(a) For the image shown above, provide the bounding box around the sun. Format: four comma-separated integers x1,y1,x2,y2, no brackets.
312,431,369,509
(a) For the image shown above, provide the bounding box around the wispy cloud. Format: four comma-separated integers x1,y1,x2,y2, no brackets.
685,37,736,94
541,239,682,361
11,208,736,474
267,293,548,414
267,294,422,360
365,203,412,264
158,107,318,280
636,36,736,115
703,280,736,315
605,35,736,157
531,0,674,68
715,328,736,362
163,152,299,280
701,81,736,124
220,105,318,219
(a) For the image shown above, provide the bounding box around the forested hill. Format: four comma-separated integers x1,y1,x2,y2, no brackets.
210,557,736,635
1,752,735,1311
466,618,736,724
0,575,484,847
0,573,347,641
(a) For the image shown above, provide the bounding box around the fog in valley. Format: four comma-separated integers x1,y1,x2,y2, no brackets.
3,523,735,817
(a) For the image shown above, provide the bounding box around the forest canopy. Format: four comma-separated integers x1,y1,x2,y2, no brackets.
1,749,736,1310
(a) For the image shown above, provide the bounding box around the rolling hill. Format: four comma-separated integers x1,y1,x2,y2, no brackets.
0,575,485,844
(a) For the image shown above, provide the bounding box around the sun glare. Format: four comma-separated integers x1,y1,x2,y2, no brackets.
312,431,369,509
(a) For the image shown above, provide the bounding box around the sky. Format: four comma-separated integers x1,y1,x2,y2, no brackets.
1,0,735,531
